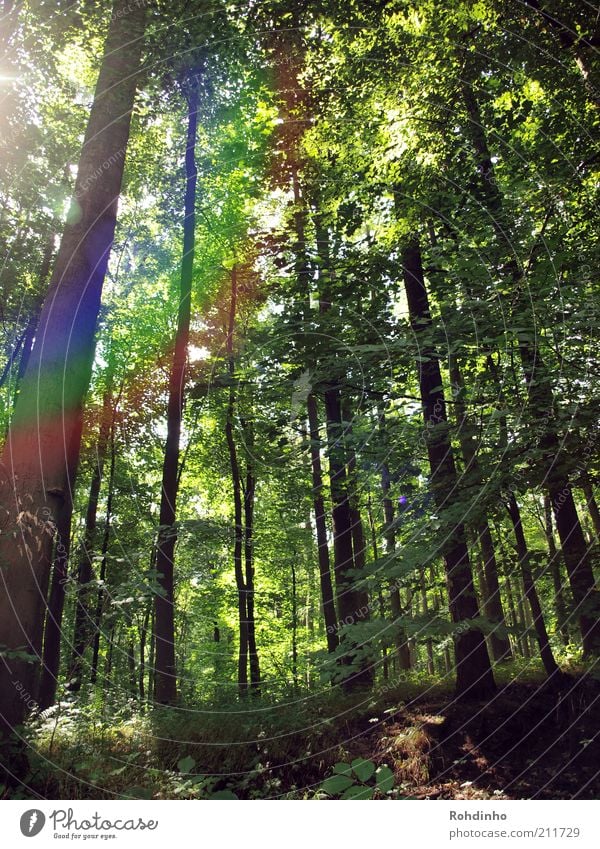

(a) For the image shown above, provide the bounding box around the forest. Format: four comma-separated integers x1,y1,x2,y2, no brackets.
0,0,599,801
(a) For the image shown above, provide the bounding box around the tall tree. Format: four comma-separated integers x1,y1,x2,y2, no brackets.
154,76,200,705
0,0,146,749
401,238,495,698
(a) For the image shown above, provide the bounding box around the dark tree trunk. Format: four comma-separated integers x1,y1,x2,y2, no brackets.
402,239,495,699
544,496,570,647
37,498,73,710
580,472,600,541
506,493,561,678
419,569,435,675
291,556,298,689
90,424,117,687
378,419,411,670
307,393,338,652
366,496,390,678
225,267,248,696
463,80,600,656
316,221,372,688
243,422,260,692
154,78,199,705
68,389,114,692
139,601,150,701
449,357,512,662
0,0,146,749
324,385,373,687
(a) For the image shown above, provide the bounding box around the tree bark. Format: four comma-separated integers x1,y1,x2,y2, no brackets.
580,472,600,540
0,0,146,746
225,267,248,696
154,78,199,705
448,357,512,662
242,421,260,692
307,393,338,652
37,496,72,710
90,421,117,686
316,220,372,688
506,493,561,678
378,416,411,670
402,239,495,698
544,495,570,646
68,388,113,692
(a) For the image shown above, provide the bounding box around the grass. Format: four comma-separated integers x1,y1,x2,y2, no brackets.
5,659,599,800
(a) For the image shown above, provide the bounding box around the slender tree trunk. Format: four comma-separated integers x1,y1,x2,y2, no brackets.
580,472,600,540
402,239,495,698
147,605,155,704
37,498,72,710
448,357,512,661
90,424,117,687
419,569,435,675
307,393,338,651
366,495,390,678
68,389,113,691
323,385,372,687
225,267,248,696
503,571,524,657
139,602,150,701
506,493,561,678
378,417,411,670
464,81,600,655
154,79,199,705
291,556,298,689
0,0,146,748
544,496,570,646
316,222,372,688
242,422,260,692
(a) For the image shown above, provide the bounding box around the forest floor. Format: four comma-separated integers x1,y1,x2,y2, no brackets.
13,662,600,800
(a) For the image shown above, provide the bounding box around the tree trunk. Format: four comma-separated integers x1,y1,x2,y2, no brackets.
402,239,495,698
323,385,373,687
448,357,512,662
225,267,248,696
378,418,411,670
316,221,372,688
153,78,199,705
37,497,72,710
243,422,261,693
580,472,600,541
0,0,146,747
307,393,339,652
506,493,561,678
544,495,570,646
366,495,390,679
291,555,298,689
90,422,117,686
463,79,600,655
68,388,113,692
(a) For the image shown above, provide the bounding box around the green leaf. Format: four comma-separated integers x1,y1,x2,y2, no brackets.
351,758,376,782
332,762,353,776
321,774,355,795
376,765,395,793
177,755,196,774
341,784,374,800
